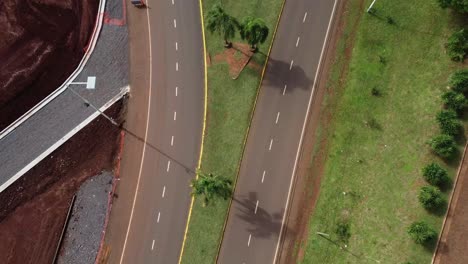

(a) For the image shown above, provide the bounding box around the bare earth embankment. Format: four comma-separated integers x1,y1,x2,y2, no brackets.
0,0,98,130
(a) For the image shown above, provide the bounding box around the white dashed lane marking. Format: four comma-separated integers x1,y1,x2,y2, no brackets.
151,240,155,251
283,85,287,95
262,170,266,183
303,12,308,23
247,234,252,247
174,19,177,28
275,112,280,124
289,60,294,70
162,186,166,198
167,160,171,172
296,37,300,47
254,200,259,214
157,212,161,223
269,139,273,151
173,111,177,121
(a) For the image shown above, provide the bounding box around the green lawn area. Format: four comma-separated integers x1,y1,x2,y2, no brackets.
180,0,283,263
300,0,465,263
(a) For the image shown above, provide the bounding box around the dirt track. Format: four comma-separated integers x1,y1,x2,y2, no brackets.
0,101,123,264
433,143,468,264
0,0,98,130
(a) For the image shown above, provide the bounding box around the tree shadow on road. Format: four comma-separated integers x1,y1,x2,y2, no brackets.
248,57,311,93
233,192,293,239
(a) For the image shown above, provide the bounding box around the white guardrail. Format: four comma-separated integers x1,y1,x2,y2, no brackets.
0,0,107,141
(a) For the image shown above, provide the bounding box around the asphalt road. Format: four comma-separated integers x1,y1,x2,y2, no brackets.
217,0,338,263
118,0,204,263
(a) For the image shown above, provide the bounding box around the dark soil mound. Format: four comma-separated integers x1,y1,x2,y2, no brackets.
0,0,99,130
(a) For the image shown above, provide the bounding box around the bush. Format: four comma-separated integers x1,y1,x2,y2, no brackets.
418,186,445,210
442,90,466,112
449,69,468,94
408,221,437,244
422,163,449,186
436,109,462,136
437,0,468,13
446,29,468,62
335,221,351,243
429,134,457,158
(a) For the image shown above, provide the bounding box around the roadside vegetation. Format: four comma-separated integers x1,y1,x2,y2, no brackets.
300,0,467,263
180,0,283,263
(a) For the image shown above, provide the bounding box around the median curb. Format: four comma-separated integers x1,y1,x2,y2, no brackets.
177,0,209,262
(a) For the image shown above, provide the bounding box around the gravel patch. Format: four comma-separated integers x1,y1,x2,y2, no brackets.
57,171,113,264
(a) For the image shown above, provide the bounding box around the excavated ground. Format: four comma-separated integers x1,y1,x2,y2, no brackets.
0,0,98,130
0,100,124,264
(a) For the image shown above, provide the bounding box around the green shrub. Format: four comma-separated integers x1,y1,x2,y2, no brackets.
437,0,468,13
429,134,457,158
335,221,351,243
442,90,466,112
418,186,445,210
449,69,468,94
422,163,449,186
436,109,462,136
408,221,437,244
446,29,468,62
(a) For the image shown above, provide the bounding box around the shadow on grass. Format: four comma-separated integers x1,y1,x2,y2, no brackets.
233,192,290,239
422,237,439,252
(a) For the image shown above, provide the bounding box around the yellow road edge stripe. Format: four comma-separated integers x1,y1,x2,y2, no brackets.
177,0,208,262
213,0,288,262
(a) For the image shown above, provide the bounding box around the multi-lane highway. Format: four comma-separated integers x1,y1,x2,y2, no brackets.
117,0,204,263
217,0,338,263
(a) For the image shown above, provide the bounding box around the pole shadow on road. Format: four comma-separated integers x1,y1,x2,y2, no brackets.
233,192,293,239
260,57,312,92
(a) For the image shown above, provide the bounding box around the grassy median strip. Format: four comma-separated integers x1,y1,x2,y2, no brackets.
301,0,464,263
180,0,283,263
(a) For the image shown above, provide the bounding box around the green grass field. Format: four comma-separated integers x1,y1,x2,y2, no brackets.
180,0,283,263
301,0,465,263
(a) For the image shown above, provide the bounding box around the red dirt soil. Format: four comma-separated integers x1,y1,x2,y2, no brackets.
0,0,99,131
0,100,124,264
434,143,468,264
212,42,261,78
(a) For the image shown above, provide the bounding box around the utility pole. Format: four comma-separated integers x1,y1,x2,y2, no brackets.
367,0,378,13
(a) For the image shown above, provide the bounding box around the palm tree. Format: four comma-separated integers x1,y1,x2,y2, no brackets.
190,171,232,206
240,16,269,52
206,4,239,48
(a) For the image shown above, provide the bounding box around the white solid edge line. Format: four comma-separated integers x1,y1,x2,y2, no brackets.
0,86,129,194
0,0,107,141
272,1,338,263
119,1,154,263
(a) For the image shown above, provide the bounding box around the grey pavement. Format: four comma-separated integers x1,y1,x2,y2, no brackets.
110,0,205,263
57,171,113,264
0,0,128,191
217,0,339,263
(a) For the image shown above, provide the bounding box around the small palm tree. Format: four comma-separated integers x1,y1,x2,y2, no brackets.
206,4,239,48
191,171,232,206
240,16,269,52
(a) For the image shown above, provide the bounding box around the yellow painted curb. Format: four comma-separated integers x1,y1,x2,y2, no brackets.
213,0,288,262
177,0,208,263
